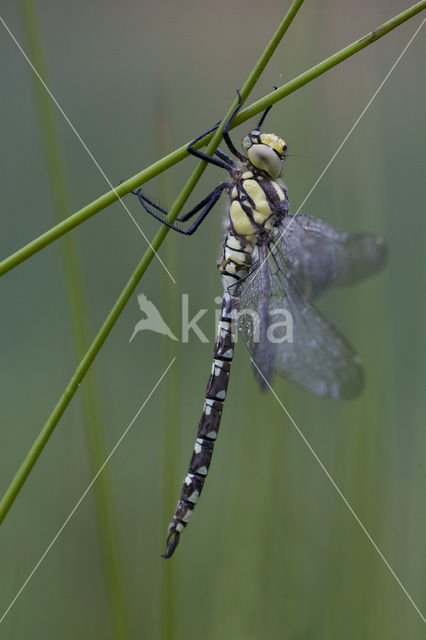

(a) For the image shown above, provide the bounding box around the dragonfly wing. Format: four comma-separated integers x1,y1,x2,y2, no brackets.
273,214,387,299
237,242,364,400
236,246,275,389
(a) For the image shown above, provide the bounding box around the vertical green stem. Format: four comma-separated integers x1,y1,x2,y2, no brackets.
18,2,130,638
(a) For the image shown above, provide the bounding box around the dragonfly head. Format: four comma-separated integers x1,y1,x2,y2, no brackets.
242,130,287,179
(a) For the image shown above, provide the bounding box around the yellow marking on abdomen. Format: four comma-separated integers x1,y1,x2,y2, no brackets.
226,235,254,254
224,247,250,265
224,261,237,274
226,236,243,250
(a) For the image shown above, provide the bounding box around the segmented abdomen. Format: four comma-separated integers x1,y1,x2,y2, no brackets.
162,290,238,558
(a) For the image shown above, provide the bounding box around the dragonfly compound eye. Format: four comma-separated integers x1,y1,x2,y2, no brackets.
247,143,283,178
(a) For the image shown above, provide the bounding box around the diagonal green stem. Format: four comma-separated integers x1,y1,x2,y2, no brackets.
1,0,424,277
231,0,426,125
0,0,305,525
18,2,130,638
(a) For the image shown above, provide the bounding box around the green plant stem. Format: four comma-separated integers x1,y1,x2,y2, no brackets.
0,0,304,526
231,0,426,124
18,2,130,638
1,0,424,277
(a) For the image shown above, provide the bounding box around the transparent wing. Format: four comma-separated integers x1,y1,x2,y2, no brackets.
271,214,387,300
236,240,365,400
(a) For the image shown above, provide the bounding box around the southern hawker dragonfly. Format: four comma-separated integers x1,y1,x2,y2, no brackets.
132,93,387,558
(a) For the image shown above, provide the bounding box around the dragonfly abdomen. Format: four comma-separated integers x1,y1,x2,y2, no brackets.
162,292,237,558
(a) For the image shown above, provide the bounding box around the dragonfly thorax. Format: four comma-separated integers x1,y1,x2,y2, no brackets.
227,167,289,239
219,165,289,291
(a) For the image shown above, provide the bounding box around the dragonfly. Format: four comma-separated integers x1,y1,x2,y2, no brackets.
132,91,387,558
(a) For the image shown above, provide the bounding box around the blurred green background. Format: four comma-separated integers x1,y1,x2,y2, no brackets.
0,1,425,638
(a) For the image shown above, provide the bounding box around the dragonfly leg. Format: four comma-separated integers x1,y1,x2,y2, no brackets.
188,138,235,169
221,89,247,162
187,89,248,167
215,148,234,166
222,87,278,158
132,182,227,235
187,123,231,169
256,86,278,129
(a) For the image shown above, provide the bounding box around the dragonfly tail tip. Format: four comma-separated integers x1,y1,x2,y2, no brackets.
161,529,181,559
